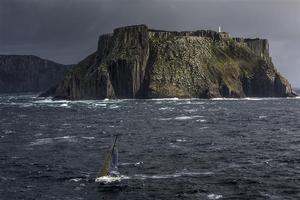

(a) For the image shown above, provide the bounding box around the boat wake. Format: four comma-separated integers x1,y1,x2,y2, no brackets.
95,175,130,184
94,171,213,184
133,171,213,180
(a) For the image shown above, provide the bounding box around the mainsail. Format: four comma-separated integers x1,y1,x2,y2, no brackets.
97,135,118,178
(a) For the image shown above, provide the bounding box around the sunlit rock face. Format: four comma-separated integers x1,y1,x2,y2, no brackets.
52,25,296,100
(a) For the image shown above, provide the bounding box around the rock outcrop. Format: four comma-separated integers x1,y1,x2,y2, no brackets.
0,55,71,93
53,25,296,99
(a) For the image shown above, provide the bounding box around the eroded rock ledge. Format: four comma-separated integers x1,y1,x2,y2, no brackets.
52,24,296,99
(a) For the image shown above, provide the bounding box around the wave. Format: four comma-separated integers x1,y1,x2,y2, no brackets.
94,170,213,183
159,115,204,121
211,97,294,101
35,99,70,104
133,171,213,180
109,105,120,109
208,193,223,199
176,139,187,142
159,118,173,121
81,136,95,140
119,161,143,166
184,109,198,113
70,178,82,182
150,98,179,101
175,115,204,120
29,136,77,146
59,103,70,108
258,115,267,119
159,107,174,111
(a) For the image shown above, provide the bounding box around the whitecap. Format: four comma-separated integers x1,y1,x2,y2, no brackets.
243,97,263,100
259,115,267,119
134,161,143,166
95,175,130,184
30,138,53,146
59,103,69,107
184,109,197,113
29,136,77,146
175,116,194,120
81,136,95,140
208,194,223,199
159,107,173,111
196,119,207,122
176,139,187,142
94,103,107,107
19,103,33,107
35,99,69,104
151,98,179,101
175,115,203,120
119,162,132,166
211,98,239,101
159,118,173,121
119,161,143,166
199,126,209,130
212,97,285,101
169,143,181,148
70,178,82,182
211,97,263,101
109,105,120,109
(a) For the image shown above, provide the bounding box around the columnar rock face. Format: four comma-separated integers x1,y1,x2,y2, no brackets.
234,38,270,59
55,25,149,99
0,55,71,93
53,25,296,99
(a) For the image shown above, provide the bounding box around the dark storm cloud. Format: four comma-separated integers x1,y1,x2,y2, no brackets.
0,0,299,87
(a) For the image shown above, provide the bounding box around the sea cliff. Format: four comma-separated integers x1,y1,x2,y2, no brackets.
0,55,71,93
52,25,296,99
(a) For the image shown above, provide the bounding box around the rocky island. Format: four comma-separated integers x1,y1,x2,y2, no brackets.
52,25,296,99
0,55,71,94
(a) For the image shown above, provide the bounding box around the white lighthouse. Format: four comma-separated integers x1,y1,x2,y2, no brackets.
218,26,222,33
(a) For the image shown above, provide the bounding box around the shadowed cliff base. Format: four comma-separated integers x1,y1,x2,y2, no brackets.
49,25,297,100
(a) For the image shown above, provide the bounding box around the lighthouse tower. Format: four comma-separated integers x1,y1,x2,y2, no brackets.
218,26,230,38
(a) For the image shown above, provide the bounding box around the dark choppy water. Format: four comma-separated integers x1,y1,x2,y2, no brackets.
0,94,300,200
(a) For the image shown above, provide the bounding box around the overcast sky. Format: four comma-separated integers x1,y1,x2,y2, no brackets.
0,0,299,87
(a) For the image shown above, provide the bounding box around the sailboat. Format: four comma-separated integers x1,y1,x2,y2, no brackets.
95,135,120,183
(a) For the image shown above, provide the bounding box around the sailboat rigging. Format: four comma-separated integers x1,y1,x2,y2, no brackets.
95,135,119,182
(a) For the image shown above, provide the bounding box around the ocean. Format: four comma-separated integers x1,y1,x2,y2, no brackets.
0,94,299,200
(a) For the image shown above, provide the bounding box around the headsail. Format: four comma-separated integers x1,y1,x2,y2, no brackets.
111,145,118,170
97,135,118,178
